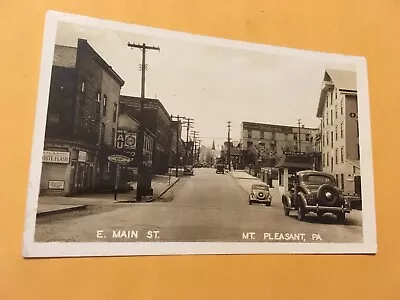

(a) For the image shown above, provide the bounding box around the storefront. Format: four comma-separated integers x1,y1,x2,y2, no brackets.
40,142,97,196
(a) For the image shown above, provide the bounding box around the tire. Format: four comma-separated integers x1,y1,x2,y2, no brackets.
266,202,271,206
317,211,324,219
283,206,290,216
249,201,253,205
337,212,345,223
297,205,306,221
317,184,341,206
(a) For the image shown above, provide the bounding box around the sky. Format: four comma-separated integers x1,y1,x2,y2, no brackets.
55,21,357,149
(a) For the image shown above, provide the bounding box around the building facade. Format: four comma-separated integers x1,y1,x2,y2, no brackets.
316,69,360,194
240,122,319,167
40,39,124,196
119,96,172,174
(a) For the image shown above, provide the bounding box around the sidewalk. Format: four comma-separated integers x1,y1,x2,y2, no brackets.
37,175,181,217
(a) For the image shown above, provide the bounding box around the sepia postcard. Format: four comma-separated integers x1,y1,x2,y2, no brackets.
22,11,377,257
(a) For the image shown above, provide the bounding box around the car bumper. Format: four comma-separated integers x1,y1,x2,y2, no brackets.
250,196,271,203
304,204,351,213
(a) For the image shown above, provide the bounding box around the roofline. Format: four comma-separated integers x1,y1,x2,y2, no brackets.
120,95,172,122
241,121,319,131
78,39,125,87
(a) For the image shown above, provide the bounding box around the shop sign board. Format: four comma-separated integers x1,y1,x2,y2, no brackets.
43,151,70,164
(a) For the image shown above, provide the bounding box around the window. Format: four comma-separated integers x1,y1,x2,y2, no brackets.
322,153,325,167
340,146,344,163
326,112,329,125
305,134,310,141
330,91,333,106
331,131,333,147
248,130,252,138
326,94,329,107
80,80,86,104
322,133,325,147
341,99,343,115
81,81,85,92
330,109,333,125
294,134,297,140
335,148,338,164
335,105,338,119
357,143,360,159
340,174,344,190
340,122,344,138
260,131,264,139
327,152,330,166
96,91,101,113
113,103,118,122
335,126,338,141
100,122,105,144
335,89,338,99
335,174,339,185
326,133,329,145
112,128,116,146
103,95,107,116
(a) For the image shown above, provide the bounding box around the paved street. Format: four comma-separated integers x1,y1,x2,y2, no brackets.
34,168,363,243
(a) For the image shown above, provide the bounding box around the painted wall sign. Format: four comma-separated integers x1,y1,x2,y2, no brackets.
42,151,70,164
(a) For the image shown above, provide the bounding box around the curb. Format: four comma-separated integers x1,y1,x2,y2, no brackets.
36,204,88,217
155,177,181,199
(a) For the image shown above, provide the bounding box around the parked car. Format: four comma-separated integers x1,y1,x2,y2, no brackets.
281,170,351,222
184,165,194,176
249,183,272,206
216,164,225,174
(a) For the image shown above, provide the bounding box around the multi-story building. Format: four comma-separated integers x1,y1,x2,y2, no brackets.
119,96,172,174
240,122,319,167
41,39,125,196
117,113,155,183
316,68,360,194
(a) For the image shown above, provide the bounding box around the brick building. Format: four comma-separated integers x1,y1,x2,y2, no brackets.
119,96,172,174
40,39,125,196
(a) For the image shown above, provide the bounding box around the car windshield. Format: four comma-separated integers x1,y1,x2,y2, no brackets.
252,184,269,190
303,174,334,184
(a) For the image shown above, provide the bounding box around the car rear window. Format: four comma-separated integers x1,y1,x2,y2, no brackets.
252,184,269,190
304,175,334,183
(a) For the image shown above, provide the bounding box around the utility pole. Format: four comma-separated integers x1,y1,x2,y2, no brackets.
227,121,231,171
297,119,302,152
197,140,202,163
127,42,160,202
182,117,194,165
191,130,199,165
171,115,182,177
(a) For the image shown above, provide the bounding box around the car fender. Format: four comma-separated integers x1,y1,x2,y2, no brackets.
297,192,307,208
282,192,292,207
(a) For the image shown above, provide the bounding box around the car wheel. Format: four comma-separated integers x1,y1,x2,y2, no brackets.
337,212,345,223
283,205,290,216
317,211,324,219
266,202,271,206
249,201,252,205
297,205,306,221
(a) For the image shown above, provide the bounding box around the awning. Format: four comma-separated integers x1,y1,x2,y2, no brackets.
274,154,313,169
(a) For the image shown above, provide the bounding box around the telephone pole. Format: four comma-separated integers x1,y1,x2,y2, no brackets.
191,130,199,165
297,119,302,152
127,42,160,201
182,117,194,165
171,115,183,177
227,121,231,171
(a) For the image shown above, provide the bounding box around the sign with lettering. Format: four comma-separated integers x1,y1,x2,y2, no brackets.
283,151,305,156
43,151,70,164
48,180,65,190
116,130,125,149
108,154,131,165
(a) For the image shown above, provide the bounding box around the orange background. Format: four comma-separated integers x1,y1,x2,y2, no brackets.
0,0,398,299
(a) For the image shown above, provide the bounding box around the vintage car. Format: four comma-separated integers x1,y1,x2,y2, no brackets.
249,183,272,206
281,170,351,222
216,164,225,174
183,165,194,176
